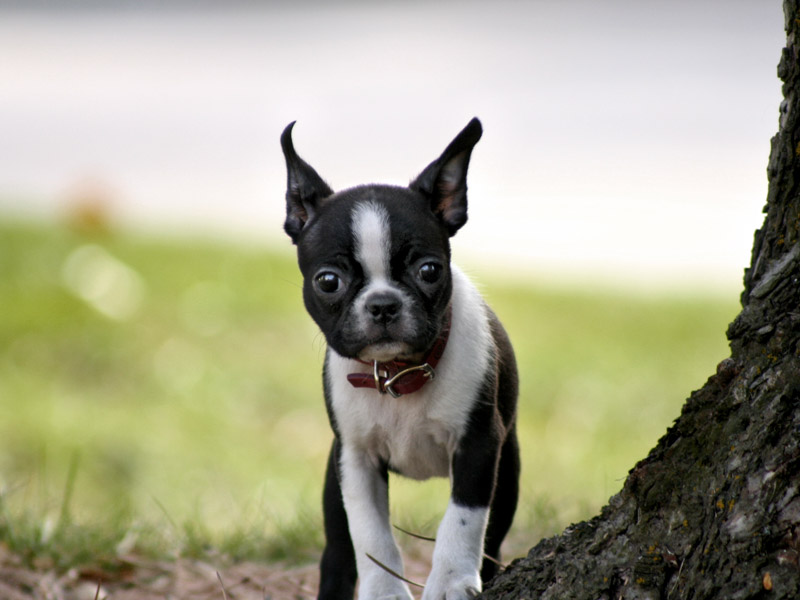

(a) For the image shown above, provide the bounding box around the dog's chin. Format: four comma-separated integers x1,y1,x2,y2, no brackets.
357,341,416,363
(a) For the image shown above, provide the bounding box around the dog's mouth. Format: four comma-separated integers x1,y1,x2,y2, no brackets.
357,340,417,363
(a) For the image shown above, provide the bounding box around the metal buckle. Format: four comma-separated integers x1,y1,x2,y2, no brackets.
373,361,387,394
373,361,436,398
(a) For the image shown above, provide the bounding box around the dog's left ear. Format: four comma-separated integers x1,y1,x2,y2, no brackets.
281,121,334,244
410,118,483,236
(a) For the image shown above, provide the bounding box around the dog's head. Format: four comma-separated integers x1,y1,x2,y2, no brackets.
281,119,482,362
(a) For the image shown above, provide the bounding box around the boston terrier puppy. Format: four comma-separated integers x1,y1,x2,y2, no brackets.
280,118,519,600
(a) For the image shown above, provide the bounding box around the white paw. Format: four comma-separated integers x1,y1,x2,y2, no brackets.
445,578,480,600
423,503,488,599
422,572,481,600
359,577,414,600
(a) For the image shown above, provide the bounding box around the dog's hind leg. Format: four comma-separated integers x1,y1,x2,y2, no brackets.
481,427,520,583
318,439,357,600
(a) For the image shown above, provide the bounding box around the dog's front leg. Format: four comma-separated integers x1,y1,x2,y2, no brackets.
423,499,489,600
423,418,500,600
423,500,489,600
339,444,414,600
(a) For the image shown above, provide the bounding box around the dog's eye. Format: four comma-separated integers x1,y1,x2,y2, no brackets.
418,262,442,284
316,272,342,294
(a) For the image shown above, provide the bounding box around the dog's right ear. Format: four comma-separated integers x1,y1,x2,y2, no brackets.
281,122,334,243
410,118,482,237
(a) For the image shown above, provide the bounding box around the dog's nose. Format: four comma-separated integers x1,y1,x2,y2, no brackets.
365,292,402,324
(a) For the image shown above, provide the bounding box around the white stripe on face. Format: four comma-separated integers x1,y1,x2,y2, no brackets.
352,201,391,284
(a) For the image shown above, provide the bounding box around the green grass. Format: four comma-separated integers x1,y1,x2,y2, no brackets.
0,218,740,569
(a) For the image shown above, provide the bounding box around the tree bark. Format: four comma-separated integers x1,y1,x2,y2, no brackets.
481,3,800,599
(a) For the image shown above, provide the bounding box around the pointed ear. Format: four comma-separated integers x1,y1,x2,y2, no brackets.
409,118,482,236
280,121,334,243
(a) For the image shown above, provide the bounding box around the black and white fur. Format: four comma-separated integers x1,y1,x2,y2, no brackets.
281,118,519,600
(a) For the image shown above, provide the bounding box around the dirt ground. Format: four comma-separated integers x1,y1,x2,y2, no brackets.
0,543,434,600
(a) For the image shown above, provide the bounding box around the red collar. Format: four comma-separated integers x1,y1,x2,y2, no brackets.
346,308,451,398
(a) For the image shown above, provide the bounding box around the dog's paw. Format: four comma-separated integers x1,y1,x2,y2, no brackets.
362,585,413,600
460,586,481,600
446,580,480,600
359,579,414,600
422,574,481,600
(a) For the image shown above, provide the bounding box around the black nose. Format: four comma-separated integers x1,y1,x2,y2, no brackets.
365,292,402,325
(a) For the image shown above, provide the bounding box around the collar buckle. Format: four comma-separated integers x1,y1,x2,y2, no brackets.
374,361,436,398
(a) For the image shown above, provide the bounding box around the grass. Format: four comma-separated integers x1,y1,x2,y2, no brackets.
0,218,740,570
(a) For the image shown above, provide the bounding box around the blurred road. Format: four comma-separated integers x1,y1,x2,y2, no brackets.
0,0,784,290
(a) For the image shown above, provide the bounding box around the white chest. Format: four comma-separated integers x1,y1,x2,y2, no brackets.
324,265,493,480
329,382,460,480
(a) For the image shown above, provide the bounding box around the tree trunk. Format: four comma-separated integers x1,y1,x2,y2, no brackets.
482,4,800,599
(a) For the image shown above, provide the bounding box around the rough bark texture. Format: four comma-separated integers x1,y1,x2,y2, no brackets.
481,4,800,599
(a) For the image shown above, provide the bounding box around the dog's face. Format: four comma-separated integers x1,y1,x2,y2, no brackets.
281,119,482,362
296,187,453,362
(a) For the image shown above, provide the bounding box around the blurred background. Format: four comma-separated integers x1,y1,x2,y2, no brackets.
0,0,784,567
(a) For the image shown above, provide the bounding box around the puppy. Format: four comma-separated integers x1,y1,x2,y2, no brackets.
280,118,519,600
